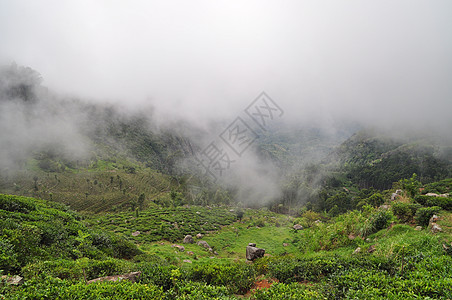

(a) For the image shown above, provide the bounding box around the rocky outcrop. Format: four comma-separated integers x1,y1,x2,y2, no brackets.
429,215,442,233
183,235,194,244
391,189,403,200
197,240,210,249
246,243,265,261
87,272,141,284
1,275,24,285
425,193,449,197
431,223,442,233
293,224,303,230
171,244,185,251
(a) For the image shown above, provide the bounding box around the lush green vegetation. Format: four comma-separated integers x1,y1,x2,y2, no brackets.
1,176,452,299
85,206,237,243
0,194,140,275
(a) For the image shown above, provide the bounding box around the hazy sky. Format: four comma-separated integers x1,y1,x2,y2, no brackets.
1,0,451,130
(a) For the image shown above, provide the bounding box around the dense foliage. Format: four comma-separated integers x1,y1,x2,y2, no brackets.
1,181,452,299
0,194,140,274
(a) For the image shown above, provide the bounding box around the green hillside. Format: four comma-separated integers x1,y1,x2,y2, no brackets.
1,180,452,299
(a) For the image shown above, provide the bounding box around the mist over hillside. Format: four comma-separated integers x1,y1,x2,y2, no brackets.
1,63,451,212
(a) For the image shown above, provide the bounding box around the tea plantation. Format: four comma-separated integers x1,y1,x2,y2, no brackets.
1,190,452,299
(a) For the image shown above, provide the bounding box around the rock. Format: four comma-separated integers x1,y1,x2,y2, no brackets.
196,233,203,239
197,240,210,249
430,215,439,223
87,272,141,284
171,244,185,251
248,243,256,247
293,224,303,230
314,220,322,224
213,251,219,255
367,245,376,253
187,251,194,255
348,234,356,240
353,247,361,254
283,243,289,247
183,259,192,263
131,231,140,236
431,224,442,233
426,193,439,197
440,193,449,197
415,226,423,231
246,244,265,261
183,235,194,244
379,205,390,210
1,275,24,285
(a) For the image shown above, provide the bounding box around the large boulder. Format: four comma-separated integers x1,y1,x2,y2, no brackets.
1,275,24,285
87,272,141,284
183,235,194,244
198,240,210,249
293,224,303,230
171,244,185,251
246,243,265,261
431,224,442,233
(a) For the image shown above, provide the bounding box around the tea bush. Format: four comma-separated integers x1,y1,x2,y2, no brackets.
415,195,452,210
185,262,255,294
252,282,323,300
0,194,140,273
360,209,393,237
415,206,441,226
391,201,421,223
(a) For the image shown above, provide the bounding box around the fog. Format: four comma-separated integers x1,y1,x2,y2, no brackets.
1,1,451,130
1,1,452,204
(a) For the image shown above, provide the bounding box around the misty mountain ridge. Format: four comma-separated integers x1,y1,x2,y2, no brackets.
1,63,451,211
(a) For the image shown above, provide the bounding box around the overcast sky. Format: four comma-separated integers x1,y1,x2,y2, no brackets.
1,0,451,130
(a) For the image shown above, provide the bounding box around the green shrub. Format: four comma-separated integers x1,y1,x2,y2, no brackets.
266,255,395,284
415,207,441,227
138,263,177,290
21,258,134,281
367,193,385,207
1,276,165,300
415,195,452,210
0,237,18,273
167,282,233,299
185,263,255,294
361,209,393,237
391,201,421,223
0,195,37,213
92,232,141,259
252,282,323,299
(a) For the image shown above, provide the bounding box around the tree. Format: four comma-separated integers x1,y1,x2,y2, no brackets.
138,193,145,210
400,173,421,198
